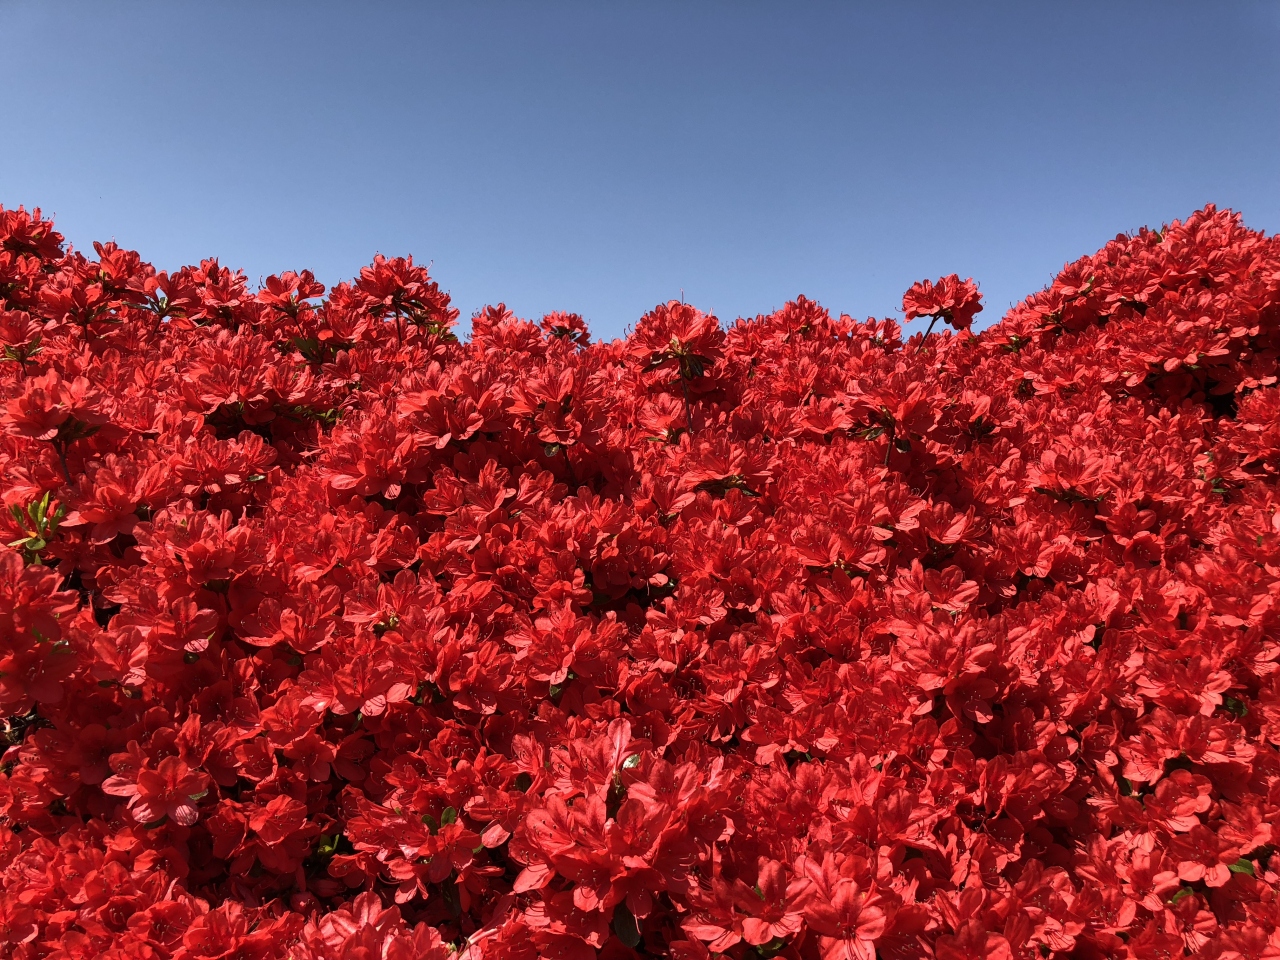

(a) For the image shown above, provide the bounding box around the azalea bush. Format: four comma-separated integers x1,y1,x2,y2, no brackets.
1,202,1279,959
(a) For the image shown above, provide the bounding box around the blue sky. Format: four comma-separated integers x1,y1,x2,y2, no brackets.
2,1,1277,339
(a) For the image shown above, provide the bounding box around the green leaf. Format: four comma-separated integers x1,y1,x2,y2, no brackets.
1229,858,1255,876
613,904,641,948
441,806,458,826
756,937,788,958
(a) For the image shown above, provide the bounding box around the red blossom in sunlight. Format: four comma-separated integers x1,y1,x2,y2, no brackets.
902,273,983,332
101,753,211,826
630,300,725,379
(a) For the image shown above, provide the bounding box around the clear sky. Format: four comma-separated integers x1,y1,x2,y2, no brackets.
2,1,1277,339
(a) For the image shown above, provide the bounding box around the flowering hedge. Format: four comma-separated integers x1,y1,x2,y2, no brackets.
1,203,1279,960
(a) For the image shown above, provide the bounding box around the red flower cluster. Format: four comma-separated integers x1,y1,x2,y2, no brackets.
2,202,1280,959
902,275,984,334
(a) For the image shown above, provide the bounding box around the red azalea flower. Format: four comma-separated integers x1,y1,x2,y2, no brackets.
804,878,895,960
102,753,211,826
739,859,812,945
902,273,983,331
629,300,724,379
4,370,73,440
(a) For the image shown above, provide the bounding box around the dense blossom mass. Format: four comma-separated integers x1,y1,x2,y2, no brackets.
1,203,1280,959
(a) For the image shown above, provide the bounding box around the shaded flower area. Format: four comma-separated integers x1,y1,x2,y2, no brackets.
1,203,1280,958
